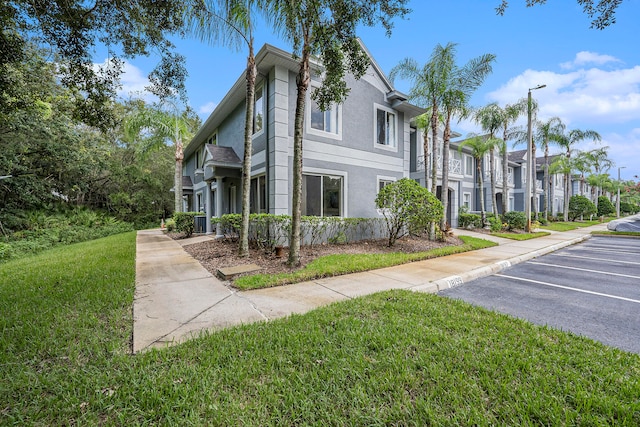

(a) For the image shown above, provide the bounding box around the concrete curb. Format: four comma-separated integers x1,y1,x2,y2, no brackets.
431,233,592,291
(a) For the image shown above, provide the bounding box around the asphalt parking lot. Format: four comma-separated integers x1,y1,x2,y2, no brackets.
440,235,640,354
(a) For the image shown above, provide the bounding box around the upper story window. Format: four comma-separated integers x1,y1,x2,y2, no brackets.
374,103,397,149
207,133,217,145
306,85,342,140
253,85,264,135
464,155,474,176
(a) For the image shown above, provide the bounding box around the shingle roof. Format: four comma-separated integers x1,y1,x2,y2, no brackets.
508,149,527,163
205,144,242,167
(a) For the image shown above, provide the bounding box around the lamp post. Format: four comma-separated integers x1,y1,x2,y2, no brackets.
525,84,546,232
617,166,626,218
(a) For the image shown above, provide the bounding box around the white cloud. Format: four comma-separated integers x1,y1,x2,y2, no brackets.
487,65,640,126
198,101,217,117
560,51,622,70
93,58,155,101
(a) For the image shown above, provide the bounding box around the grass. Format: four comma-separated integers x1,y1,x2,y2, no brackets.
592,231,640,237
540,220,602,232
490,231,551,240
234,235,497,290
2,234,639,425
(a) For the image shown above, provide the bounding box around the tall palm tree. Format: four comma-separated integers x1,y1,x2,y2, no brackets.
390,44,456,197
474,103,504,216
187,0,259,256
440,52,495,232
270,0,409,266
585,146,614,198
535,116,563,220
125,102,200,213
550,125,601,221
459,135,500,228
500,100,528,215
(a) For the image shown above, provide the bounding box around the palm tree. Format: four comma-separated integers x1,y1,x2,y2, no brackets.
550,125,601,221
413,112,434,190
187,0,260,256
585,146,614,198
440,53,495,232
459,135,500,228
270,0,409,266
535,116,563,220
500,101,528,215
474,103,504,216
390,44,456,197
125,101,200,213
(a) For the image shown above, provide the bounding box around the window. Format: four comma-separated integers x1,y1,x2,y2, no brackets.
207,134,217,145
522,166,527,184
250,175,267,214
464,155,474,176
301,174,343,217
253,85,264,135
310,97,339,134
375,105,397,147
196,192,204,213
463,192,471,209
377,177,395,193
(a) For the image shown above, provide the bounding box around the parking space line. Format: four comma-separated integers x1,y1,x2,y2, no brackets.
555,254,640,266
495,274,640,304
527,261,640,280
572,247,639,255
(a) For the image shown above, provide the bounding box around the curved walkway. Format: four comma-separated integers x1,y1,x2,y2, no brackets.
133,223,608,353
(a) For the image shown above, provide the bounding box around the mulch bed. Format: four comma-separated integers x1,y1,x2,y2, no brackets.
176,234,463,280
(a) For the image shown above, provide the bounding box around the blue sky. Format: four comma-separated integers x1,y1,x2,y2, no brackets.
111,0,640,181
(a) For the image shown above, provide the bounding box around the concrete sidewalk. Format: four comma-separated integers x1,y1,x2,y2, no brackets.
133,223,609,353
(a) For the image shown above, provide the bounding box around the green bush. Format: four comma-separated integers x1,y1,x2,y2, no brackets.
375,178,443,246
164,218,176,232
597,196,615,217
458,213,482,229
485,214,502,232
172,212,203,238
568,195,597,221
620,202,640,215
503,211,527,230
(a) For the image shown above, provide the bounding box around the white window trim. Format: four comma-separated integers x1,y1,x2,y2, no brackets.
376,175,397,194
373,103,398,152
462,192,472,209
464,154,474,177
252,84,265,139
303,167,348,217
306,83,343,140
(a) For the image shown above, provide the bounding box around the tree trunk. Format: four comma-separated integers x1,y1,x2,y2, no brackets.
239,46,256,257
423,130,430,191
174,138,183,213
478,159,486,227
288,43,311,267
564,171,570,221
489,147,497,216
543,144,549,221
430,105,438,195
440,117,451,233
502,136,508,215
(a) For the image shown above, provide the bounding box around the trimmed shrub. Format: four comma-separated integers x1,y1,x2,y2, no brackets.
568,195,597,221
503,211,527,230
375,178,443,246
172,212,203,238
620,202,640,215
485,214,502,232
597,196,615,217
459,213,482,229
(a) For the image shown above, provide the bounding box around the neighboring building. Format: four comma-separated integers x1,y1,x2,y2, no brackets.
182,41,579,234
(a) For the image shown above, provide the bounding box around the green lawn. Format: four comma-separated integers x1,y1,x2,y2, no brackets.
540,220,602,232
235,235,496,290
2,233,639,425
490,231,551,240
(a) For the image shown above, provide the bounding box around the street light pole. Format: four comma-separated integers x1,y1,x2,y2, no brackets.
617,166,626,217
526,84,546,232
